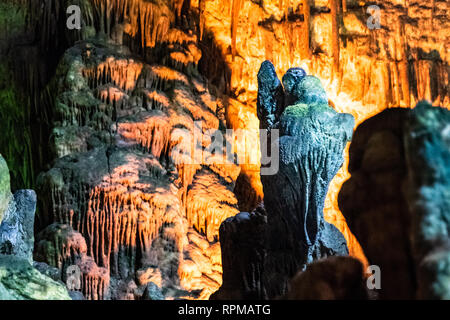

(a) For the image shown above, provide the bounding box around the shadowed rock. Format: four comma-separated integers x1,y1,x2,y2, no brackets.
0,190,36,264
339,102,450,300
404,101,450,299
257,60,285,129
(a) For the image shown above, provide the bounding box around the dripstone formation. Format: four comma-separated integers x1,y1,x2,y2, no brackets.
212,61,353,299
0,155,70,300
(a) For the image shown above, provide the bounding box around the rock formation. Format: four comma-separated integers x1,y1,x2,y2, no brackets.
404,102,450,299
284,256,370,300
339,101,450,300
212,62,352,299
0,154,71,300
0,0,448,300
339,108,415,299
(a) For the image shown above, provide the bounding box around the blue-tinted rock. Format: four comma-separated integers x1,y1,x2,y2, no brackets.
142,282,165,300
68,290,85,300
282,67,306,106
293,75,328,106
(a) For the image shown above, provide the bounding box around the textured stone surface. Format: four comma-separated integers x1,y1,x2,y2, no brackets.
142,282,165,300
404,101,450,299
284,256,370,300
0,190,36,264
0,155,11,224
214,63,351,299
35,30,240,299
257,60,284,129
0,254,70,300
339,108,415,299
33,261,62,282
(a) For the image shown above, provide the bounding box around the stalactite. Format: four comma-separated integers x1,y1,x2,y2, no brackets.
85,156,183,274
342,0,347,13
186,171,239,242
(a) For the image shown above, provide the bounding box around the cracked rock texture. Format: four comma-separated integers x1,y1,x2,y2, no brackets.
0,154,70,300
213,62,351,299
339,102,450,300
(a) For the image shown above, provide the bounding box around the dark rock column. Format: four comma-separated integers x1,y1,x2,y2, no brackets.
213,61,352,299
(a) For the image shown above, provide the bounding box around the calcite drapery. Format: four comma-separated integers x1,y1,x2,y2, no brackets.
36,34,240,299
212,61,351,299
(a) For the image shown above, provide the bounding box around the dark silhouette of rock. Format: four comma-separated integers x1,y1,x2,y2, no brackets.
338,108,416,299
213,61,352,299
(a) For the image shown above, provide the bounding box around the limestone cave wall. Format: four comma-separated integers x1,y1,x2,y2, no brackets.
0,0,448,300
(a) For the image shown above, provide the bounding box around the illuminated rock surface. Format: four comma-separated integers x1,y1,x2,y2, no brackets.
284,256,370,300
0,254,71,300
